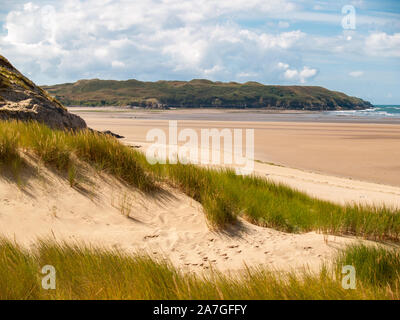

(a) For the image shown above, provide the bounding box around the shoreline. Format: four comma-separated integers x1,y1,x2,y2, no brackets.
69,106,400,125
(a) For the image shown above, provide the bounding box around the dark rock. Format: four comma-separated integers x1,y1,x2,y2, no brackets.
100,130,125,139
0,55,87,130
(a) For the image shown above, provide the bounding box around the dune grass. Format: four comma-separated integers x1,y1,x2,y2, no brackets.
0,125,24,181
1,120,400,300
1,120,400,240
0,239,398,300
0,120,155,192
142,161,400,240
336,244,400,288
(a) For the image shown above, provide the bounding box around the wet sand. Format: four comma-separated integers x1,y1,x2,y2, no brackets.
72,108,400,187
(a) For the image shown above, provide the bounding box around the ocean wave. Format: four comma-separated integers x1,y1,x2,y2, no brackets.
329,106,400,118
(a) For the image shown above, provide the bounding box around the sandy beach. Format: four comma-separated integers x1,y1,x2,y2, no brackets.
73,108,400,187
71,108,400,208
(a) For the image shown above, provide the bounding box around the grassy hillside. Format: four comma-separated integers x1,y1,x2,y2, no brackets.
43,79,373,110
0,55,62,108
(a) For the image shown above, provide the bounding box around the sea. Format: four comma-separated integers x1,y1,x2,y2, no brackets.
328,105,400,119
73,105,400,123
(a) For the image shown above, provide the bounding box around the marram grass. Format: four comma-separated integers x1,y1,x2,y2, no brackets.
1,120,400,240
1,120,400,299
336,244,400,288
0,239,398,300
144,161,400,240
0,120,155,192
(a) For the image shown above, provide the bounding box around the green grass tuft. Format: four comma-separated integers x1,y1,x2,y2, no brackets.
336,244,400,288
0,239,398,300
0,120,156,192
141,161,400,239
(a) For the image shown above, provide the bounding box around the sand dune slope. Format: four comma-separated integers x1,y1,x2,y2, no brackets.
0,159,362,273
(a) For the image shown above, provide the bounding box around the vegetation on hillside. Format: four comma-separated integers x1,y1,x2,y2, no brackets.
0,239,398,300
1,120,399,241
43,79,373,110
0,55,65,110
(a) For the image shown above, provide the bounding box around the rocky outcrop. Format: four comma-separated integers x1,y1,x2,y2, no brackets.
0,55,86,130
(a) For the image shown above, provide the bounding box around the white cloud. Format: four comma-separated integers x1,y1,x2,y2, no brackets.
278,62,317,83
349,71,364,77
365,32,400,57
0,0,395,90
284,66,317,83
0,0,306,84
277,62,289,69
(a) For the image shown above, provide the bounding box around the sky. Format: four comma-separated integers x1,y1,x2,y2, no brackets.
0,0,399,104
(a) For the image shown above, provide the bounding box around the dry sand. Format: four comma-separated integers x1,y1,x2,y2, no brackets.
1,109,399,273
77,111,400,208
0,157,359,274
76,109,400,187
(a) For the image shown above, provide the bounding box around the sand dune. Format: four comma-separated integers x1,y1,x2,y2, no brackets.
2,111,398,273
0,155,360,273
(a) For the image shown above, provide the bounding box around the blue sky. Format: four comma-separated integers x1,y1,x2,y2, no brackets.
0,0,399,104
